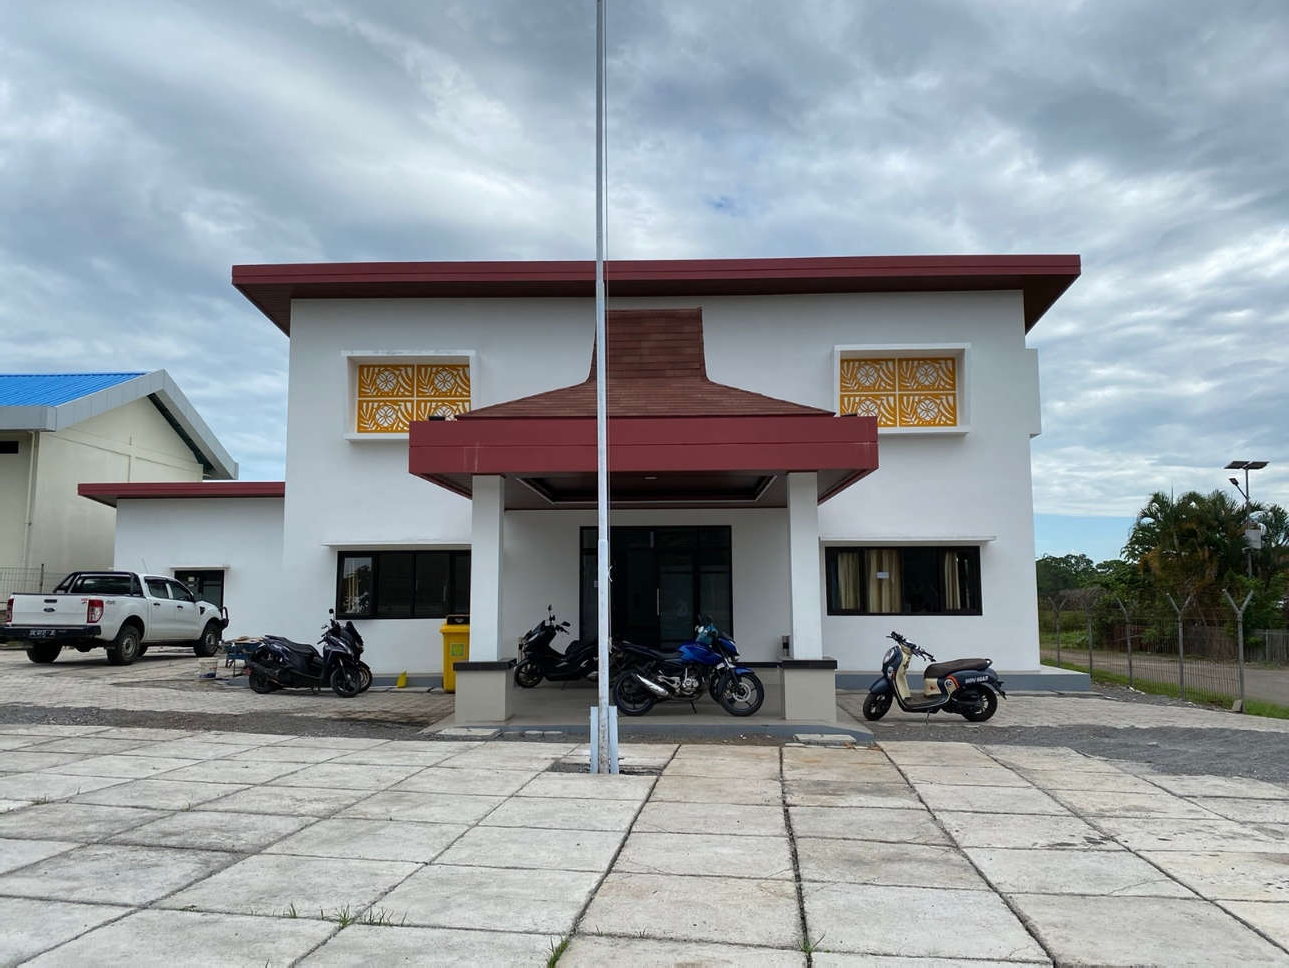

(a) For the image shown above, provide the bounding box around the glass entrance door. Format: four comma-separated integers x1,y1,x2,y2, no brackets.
579,526,732,647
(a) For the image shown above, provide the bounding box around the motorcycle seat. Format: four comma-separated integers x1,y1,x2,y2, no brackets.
266,636,318,655
924,658,991,678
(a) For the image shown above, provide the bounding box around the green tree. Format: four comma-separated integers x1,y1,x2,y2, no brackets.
1035,553,1096,596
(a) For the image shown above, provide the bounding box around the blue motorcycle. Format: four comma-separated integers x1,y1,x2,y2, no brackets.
612,616,764,717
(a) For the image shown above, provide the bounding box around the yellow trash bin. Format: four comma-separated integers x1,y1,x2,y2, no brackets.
441,615,469,693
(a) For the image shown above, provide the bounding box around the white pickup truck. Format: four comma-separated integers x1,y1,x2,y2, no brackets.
4,571,228,666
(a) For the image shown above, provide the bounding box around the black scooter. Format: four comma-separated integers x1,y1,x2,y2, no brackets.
513,606,598,687
247,609,366,698
863,631,1005,722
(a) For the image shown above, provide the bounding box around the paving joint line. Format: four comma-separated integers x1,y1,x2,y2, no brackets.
779,745,814,963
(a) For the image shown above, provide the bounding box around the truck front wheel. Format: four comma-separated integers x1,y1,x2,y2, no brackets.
26,643,61,664
106,627,142,666
193,622,221,658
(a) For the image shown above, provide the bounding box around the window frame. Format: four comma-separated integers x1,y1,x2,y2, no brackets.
834,343,970,435
334,550,471,620
825,545,983,616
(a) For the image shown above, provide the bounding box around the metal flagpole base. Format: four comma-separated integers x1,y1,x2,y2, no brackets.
589,705,620,774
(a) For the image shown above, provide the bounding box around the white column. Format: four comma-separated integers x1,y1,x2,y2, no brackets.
787,471,824,660
468,475,504,661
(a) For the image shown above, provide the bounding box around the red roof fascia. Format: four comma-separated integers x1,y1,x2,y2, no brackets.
78,481,285,508
234,255,1081,336
408,414,878,480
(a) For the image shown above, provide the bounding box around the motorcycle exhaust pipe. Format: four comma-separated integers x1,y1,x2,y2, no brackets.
632,672,669,697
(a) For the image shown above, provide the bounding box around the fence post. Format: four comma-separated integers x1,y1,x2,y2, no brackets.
39,564,44,592
1164,592,1194,702
1116,598,1133,689
1050,597,1063,667
1222,589,1255,713
1086,611,1094,678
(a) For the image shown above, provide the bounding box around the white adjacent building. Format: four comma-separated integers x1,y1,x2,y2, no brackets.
85,256,1081,721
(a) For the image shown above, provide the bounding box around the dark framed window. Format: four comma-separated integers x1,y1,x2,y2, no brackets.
176,570,224,608
336,551,470,620
826,546,981,616
0,440,18,454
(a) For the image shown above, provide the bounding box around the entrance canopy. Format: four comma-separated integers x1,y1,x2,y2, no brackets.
408,308,877,508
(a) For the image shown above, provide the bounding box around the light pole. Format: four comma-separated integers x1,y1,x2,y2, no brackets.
1225,460,1268,579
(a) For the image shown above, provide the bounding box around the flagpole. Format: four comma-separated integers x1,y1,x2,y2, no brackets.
593,0,615,774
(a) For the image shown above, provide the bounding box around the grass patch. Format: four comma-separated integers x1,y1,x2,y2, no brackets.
801,931,827,954
1050,660,1289,719
546,934,571,966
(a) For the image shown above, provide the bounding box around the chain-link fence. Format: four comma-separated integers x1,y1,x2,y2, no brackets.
1039,591,1288,709
0,566,65,605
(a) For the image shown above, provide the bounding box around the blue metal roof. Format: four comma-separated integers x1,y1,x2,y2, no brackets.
0,373,147,407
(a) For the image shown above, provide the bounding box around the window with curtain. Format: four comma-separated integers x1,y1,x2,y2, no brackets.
825,546,980,615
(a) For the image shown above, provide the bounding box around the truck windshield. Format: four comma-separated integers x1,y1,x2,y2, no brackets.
54,574,140,596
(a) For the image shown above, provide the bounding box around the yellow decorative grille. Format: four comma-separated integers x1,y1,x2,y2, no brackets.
840,356,957,427
355,363,470,433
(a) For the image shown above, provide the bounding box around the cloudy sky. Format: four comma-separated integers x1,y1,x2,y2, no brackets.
3,0,1286,562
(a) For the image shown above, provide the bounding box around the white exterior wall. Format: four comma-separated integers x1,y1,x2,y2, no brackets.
0,433,34,572
112,498,284,639
263,289,1042,674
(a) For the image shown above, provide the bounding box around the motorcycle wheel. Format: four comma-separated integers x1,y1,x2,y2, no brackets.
249,670,278,694
714,671,764,717
960,689,998,722
613,674,656,716
862,692,892,721
514,660,543,688
358,662,373,693
330,665,362,699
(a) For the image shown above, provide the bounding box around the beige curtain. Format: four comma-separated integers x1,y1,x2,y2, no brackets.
942,550,963,610
834,551,861,611
865,549,902,613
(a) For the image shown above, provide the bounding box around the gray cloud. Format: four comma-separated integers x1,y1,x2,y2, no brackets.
1,0,1286,516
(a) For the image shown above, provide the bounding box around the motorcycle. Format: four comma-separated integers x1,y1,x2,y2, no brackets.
613,616,764,717
514,606,599,687
862,630,1004,722
246,609,367,698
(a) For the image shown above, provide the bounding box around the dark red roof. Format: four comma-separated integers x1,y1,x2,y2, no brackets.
463,308,828,420
233,255,1081,335
78,481,285,508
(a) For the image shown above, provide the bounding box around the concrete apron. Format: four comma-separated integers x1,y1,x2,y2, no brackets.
441,675,874,744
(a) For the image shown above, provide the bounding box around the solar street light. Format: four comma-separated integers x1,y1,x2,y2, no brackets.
1224,460,1269,577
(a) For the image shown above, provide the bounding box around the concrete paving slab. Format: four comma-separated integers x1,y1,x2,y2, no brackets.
796,837,987,889
914,783,1071,815
392,766,537,796
783,779,923,809
582,871,801,948
983,745,1124,773
1192,797,1289,824
617,830,794,879
1142,850,1289,901
341,790,503,825
1219,900,1289,948
482,795,641,831
0,771,127,802
26,908,337,967
0,799,29,813
782,747,889,768
900,765,1032,787
437,824,624,871
304,923,557,966
1017,768,1166,793
515,771,655,800
1051,789,1222,819
801,883,1045,960
782,763,907,785
45,753,199,779
813,956,1043,967
560,935,805,966
0,735,44,750
326,744,459,767
277,735,391,750
966,847,1193,897
3,750,93,772
637,800,787,837
0,724,108,737
0,802,167,840
653,774,785,806
378,864,600,933
938,811,1120,850
564,743,677,769
266,817,466,863
160,853,420,918
1143,774,1289,800
268,762,425,790
232,744,348,763
662,757,782,780
1096,817,1287,853
1010,893,1285,966
110,809,314,852
163,759,311,785
788,806,947,845
675,744,781,762
0,842,234,904
880,742,1000,766
92,727,195,741
24,737,154,755
199,784,369,818
69,778,248,810
0,896,131,965
0,836,79,875
120,739,259,760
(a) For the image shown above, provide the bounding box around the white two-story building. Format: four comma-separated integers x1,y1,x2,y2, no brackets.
82,255,1081,722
